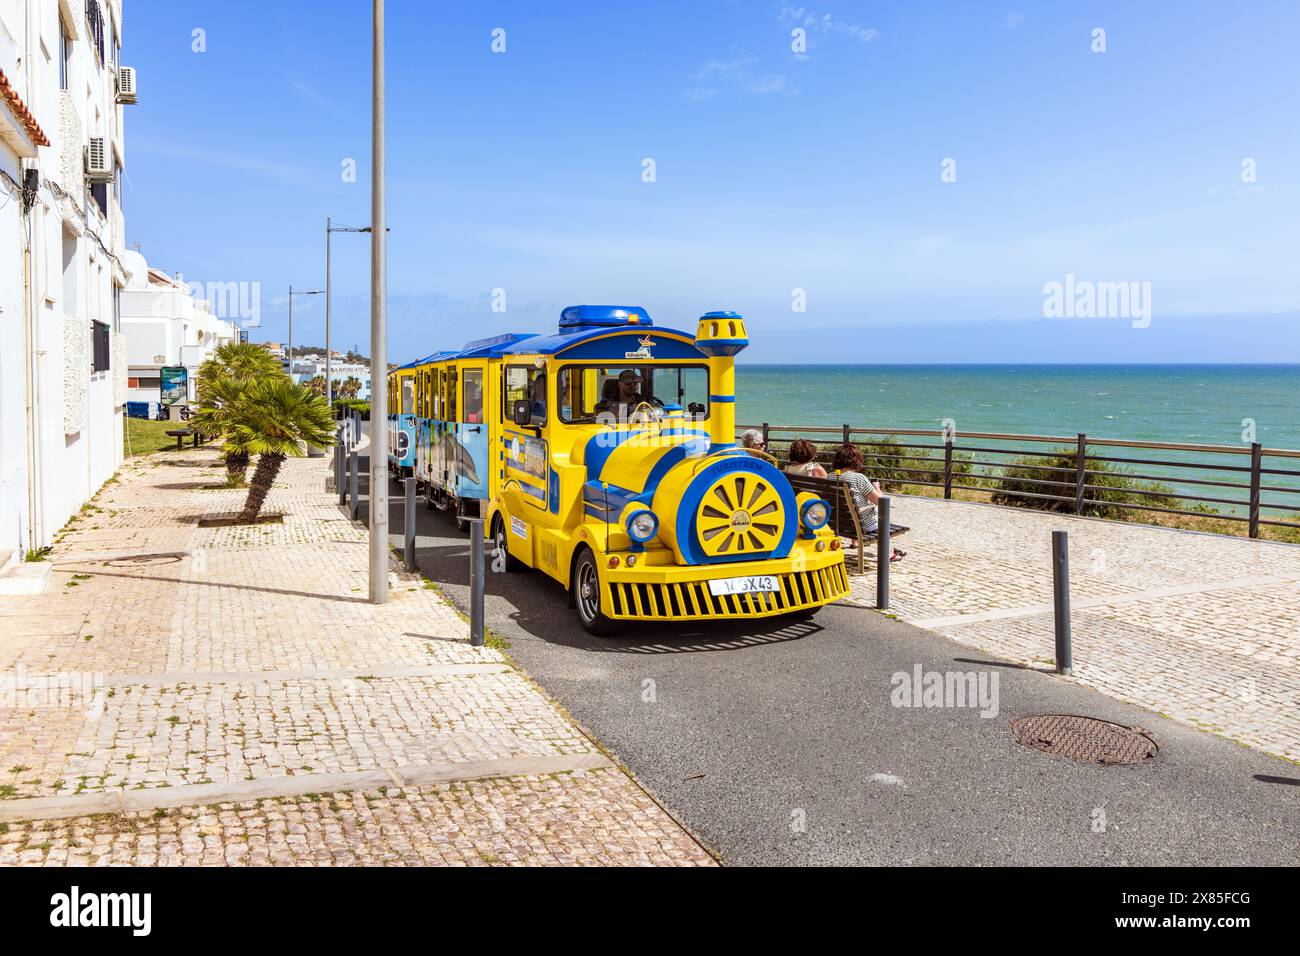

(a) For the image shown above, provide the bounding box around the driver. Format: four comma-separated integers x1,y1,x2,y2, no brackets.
596,369,659,421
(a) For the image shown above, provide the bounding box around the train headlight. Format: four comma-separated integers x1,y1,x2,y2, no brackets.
800,498,830,532
627,509,659,543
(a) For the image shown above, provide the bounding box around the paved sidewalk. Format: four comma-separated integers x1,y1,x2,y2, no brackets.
848,495,1300,763
0,448,712,866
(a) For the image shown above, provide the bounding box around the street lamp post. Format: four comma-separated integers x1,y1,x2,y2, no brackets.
325,219,373,409
287,286,323,382
369,0,388,605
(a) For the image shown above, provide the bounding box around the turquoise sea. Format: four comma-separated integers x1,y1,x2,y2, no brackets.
734,365,1299,449
732,365,1300,517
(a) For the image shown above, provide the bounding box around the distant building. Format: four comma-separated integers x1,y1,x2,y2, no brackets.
290,358,371,400
119,251,236,413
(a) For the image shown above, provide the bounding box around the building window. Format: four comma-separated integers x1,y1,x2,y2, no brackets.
59,20,72,90
134,377,160,390
86,2,105,67
92,321,111,372
90,180,107,215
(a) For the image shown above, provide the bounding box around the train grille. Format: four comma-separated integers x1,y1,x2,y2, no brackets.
605,563,849,620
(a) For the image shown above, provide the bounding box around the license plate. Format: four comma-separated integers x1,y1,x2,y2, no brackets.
708,575,780,596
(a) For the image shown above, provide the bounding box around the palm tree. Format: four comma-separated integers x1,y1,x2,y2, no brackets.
193,343,286,484
189,375,255,485
196,342,281,393
339,376,362,400
232,377,336,523
305,374,328,397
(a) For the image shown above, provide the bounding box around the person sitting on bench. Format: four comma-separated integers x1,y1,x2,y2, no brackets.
784,438,827,478
832,443,907,562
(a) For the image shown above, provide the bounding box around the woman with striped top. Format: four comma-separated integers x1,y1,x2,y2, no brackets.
832,444,906,562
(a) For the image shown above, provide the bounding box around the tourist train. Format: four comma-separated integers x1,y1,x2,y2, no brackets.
386,306,848,634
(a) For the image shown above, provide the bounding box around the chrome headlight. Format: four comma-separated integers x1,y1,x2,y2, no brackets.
800,498,830,531
627,509,659,543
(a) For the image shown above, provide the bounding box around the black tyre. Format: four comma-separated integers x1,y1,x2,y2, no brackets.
491,515,524,572
572,550,623,636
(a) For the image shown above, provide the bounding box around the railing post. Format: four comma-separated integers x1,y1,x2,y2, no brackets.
875,496,890,610
1074,433,1087,515
761,422,769,447
842,423,851,446
943,438,954,500
403,476,417,571
349,448,360,521
1052,530,1072,675
468,517,485,647
1249,441,1262,539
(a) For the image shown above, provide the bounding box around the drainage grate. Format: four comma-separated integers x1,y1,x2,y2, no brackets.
1012,714,1157,765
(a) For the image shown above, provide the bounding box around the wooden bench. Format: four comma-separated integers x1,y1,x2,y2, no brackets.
166,428,202,449
785,471,908,574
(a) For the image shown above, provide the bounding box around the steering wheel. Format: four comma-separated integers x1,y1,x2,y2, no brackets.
628,401,661,426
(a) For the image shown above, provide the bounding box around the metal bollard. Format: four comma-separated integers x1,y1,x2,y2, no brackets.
403,477,417,571
349,449,360,521
876,496,891,610
468,518,485,646
1052,530,1072,675
334,426,345,503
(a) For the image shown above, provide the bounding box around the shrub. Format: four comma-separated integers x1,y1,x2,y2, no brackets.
991,448,1180,518
334,399,370,420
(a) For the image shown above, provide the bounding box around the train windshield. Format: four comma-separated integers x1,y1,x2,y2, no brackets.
558,365,709,424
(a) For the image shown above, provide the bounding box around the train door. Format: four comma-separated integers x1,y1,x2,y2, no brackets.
501,363,550,515
392,372,416,473
456,362,489,503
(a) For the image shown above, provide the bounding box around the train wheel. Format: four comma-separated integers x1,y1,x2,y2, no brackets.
490,516,524,572
572,550,623,636
455,499,470,533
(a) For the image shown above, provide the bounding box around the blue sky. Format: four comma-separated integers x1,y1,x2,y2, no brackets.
121,1,1300,363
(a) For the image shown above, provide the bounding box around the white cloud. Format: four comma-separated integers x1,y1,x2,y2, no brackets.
780,6,881,45
685,54,793,99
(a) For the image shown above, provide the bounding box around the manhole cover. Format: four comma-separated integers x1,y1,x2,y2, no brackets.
103,552,186,567
1012,714,1157,765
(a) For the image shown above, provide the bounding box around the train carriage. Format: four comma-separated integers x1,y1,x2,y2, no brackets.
389,305,848,633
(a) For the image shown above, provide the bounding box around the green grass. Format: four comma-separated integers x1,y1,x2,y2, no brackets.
125,418,192,458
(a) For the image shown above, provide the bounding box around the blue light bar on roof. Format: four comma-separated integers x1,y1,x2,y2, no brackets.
558,305,652,330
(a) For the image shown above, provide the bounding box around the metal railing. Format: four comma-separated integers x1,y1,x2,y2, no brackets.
741,423,1300,539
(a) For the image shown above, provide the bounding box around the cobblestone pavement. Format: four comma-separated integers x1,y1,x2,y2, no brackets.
0,448,713,866
847,495,1300,763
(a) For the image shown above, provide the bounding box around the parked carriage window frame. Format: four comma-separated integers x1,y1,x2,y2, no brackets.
400,376,415,415
462,369,484,423
445,366,458,422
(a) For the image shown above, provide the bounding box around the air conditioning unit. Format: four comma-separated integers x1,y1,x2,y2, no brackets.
85,137,113,181
116,66,137,104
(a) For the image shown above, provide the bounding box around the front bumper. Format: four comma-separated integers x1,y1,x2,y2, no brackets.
600,551,849,621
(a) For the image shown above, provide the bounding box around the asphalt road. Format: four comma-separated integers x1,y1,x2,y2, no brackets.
358,461,1299,865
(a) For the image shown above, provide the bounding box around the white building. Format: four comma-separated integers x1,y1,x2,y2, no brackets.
120,250,235,413
0,0,133,570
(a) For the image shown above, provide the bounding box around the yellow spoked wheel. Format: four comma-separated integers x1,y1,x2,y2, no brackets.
696,472,785,556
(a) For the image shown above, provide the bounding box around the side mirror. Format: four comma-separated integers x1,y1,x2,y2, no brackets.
512,399,533,427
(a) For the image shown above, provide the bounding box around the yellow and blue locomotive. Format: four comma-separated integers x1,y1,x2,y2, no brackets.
388,306,848,634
